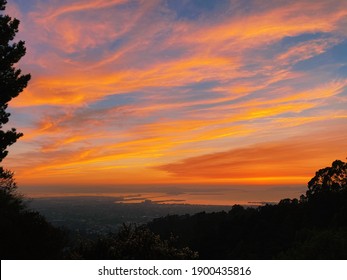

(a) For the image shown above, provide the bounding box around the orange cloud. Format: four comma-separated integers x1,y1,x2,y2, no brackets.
184,1,347,46
157,127,347,185
277,38,342,64
39,0,129,20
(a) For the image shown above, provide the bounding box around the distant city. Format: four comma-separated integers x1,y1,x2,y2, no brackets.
27,196,238,236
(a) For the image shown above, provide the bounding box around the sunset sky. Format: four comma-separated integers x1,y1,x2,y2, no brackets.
4,0,347,205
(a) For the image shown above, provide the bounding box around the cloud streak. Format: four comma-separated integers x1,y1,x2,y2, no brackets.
4,0,347,202
157,127,347,183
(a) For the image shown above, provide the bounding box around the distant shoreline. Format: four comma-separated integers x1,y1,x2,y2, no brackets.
26,195,278,208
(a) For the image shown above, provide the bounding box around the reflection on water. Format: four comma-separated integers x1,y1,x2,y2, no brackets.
22,184,306,206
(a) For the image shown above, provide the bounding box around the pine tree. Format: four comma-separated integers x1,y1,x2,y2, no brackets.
0,2,69,260
0,0,31,165
0,0,29,224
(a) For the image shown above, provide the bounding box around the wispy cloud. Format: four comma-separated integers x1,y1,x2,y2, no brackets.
157,126,347,183
5,0,347,199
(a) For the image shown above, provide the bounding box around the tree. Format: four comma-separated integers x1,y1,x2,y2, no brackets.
0,0,31,164
306,160,347,198
0,1,68,260
0,169,24,212
0,0,30,237
0,0,31,209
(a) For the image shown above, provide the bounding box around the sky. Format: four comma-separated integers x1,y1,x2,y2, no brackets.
3,0,347,205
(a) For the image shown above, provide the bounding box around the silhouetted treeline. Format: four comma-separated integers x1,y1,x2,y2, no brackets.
148,160,347,259
0,170,67,259
1,160,346,259
147,192,347,259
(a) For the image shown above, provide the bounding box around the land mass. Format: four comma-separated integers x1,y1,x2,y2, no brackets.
27,196,236,235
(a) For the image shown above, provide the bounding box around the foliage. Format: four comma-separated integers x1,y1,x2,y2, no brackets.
0,168,24,214
68,223,198,260
0,168,68,259
306,160,347,198
0,0,31,162
278,228,347,259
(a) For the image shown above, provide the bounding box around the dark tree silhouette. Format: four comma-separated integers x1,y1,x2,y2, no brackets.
0,165,68,259
306,160,347,198
148,159,347,259
0,0,29,215
0,169,24,213
0,0,30,164
0,1,68,260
